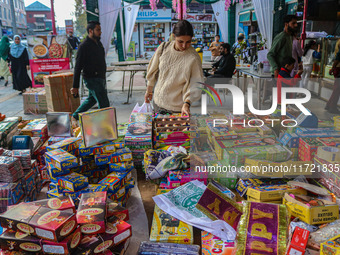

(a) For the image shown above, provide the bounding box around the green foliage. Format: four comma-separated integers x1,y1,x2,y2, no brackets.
74,0,87,38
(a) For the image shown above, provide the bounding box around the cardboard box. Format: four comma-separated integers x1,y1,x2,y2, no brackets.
30,196,76,213
298,138,323,161
0,203,77,242
56,172,89,192
107,202,129,221
43,73,80,112
320,234,340,255
0,229,42,252
247,185,307,202
23,88,48,114
201,231,235,255
46,137,82,153
77,192,107,235
287,227,309,255
42,227,81,255
109,161,134,172
45,149,78,172
283,193,339,225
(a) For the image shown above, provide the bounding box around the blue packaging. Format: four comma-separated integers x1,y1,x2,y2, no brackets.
109,161,134,172
56,172,89,192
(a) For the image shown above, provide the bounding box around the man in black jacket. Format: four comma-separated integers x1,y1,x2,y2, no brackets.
210,43,236,78
71,21,110,120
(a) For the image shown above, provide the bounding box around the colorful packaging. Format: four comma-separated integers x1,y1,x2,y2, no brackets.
112,148,133,162
283,193,339,225
47,189,63,199
201,231,235,255
247,185,307,202
317,137,340,147
30,196,76,213
0,229,42,253
287,227,309,255
320,234,340,255
46,137,82,153
102,219,132,247
45,149,78,172
279,133,300,148
77,192,107,235
42,227,81,255
235,202,288,255
196,183,242,230
48,137,66,145
298,137,323,161
79,144,103,157
0,203,77,242
95,154,112,166
99,174,125,193
107,202,129,221
109,161,134,172
57,172,88,192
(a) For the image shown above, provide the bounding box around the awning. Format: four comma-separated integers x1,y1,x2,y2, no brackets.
239,11,251,23
252,11,257,22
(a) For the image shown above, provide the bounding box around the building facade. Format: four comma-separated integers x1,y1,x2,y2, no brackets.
25,1,52,35
0,0,27,37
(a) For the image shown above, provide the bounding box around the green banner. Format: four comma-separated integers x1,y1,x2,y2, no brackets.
86,0,99,22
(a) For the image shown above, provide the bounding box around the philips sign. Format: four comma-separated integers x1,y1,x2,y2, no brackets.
137,9,172,21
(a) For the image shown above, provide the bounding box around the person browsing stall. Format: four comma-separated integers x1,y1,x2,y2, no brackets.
209,43,236,78
268,15,298,78
209,35,222,62
145,20,204,116
71,21,109,120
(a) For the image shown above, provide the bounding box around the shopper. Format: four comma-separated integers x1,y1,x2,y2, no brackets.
71,21,109,120
301,40,321,89
291,34,303,77
326,51,340,114
268,15,298,78
0,36,11,87
208,43,236,78
145,20,204,116
8,35,31,94
209,35,222,62
68,31,80,50
232,34,247,58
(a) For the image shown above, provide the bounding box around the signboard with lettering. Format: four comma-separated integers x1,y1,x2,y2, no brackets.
136,9,171,22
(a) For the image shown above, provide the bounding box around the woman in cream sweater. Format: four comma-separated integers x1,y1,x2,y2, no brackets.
145,20,204,116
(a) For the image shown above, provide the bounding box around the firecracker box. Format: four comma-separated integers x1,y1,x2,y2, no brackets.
150,203,193,244
56,172,88,192
246,197,282,204
45,149,78,172
21,119,48,138
224,145,289,167
286,227,309,255
320,234,340,255
0,203,77,242
247,185,307,202
280,133,300,148
317,137,340,147
79,144,103,157
42,227,81,255
112,137,125,149
47,188,63,199
201,231,235,255
296,127,335,135
46,138,82,153
77,192,107,235
30,196,76,213
107,202,129,221
23,88,48,114
47,163,71,178
112,148,133,162
236,178,265,197
48,137,66,145
103,219,132,247
43,73,80,112
0,229,42,253
95,154,112,166
283,193,339,225
298,137,323,161
109,161,134,172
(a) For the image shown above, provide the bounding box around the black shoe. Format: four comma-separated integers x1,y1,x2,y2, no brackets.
0,77,4,80
4,81,8,87
19,91,23,95
328,108,340,114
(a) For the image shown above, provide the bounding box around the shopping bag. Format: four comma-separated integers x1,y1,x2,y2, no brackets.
132,102,152,113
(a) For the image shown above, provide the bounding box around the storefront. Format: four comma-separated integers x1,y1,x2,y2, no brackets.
131,8,172,58
235,1,258,39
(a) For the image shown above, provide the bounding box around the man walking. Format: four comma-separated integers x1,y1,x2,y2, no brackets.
68,31,79,68
268,15,298,78
71,21,109,120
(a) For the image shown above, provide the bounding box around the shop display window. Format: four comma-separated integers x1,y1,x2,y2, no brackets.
143,23,166,52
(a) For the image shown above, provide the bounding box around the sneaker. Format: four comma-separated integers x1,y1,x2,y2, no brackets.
4,81,8,87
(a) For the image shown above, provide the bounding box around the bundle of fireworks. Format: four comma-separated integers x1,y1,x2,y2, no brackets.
236,178,287,197
138,241,200,255
0,120,19,148
0,182,24,213
0,156,23,183
320,234,340,255
298,137,324,161
12,150,31,170
20,119,48,139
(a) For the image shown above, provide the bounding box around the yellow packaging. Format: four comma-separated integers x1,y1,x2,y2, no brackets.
247,196,282,204
321,234,340,255
247,185,307,201
283,193,339,225
150,204,193,244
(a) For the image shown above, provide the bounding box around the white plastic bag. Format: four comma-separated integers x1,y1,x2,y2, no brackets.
132,102,152,113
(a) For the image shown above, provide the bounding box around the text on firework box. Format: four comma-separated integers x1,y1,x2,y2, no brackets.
320,234,340,255
109,161,134,172
196,183,242,230
0,229,42,253
95,154,113,165
283,193,339,225
46,137,82,153
45,149,78,171
42,226,81,255
287,227,309,255
201,231,235,255
56,172,88,192
247,185,307,202
0,203,77,242
29,196,76,213
77,192,107,235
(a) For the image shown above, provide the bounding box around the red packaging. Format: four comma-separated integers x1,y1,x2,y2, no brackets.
107,201,129,222
298,138,323,161
0,203,77,242
42,227,82,255
103,220,132,247
0,229,42,253
77,192,107,235
287,227,310,255
30,196,76,213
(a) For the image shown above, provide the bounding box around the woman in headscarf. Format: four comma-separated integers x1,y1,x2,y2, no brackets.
8,35,31,94
0,36,11,86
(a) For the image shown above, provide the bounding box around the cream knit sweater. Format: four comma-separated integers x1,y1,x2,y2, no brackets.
146,41,204,112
